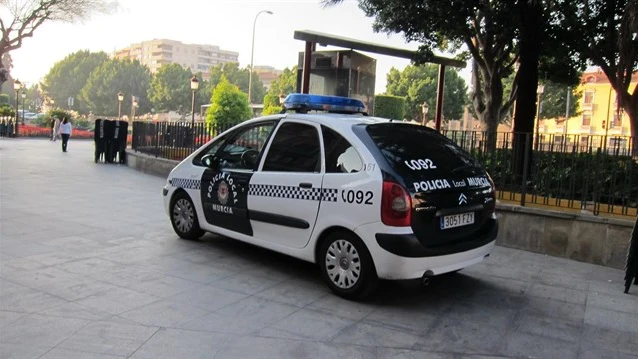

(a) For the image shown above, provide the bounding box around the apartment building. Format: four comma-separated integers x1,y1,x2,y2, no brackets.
252,65,283,89
541,69,637,150
113,39,239,79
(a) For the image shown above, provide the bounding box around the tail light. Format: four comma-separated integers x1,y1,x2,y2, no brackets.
381,181,412,227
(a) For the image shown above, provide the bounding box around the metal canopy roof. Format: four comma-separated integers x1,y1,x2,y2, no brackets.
293,30,466,68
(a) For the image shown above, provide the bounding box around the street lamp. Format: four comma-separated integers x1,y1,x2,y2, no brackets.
535,84,545,151
117,92,124,120
421,102,429,126
248,10,273,105
13,79,21,136
21,90,26,125
190,76,199,126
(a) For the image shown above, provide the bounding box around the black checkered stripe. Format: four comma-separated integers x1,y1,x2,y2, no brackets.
171,178,201,190
249,184,338,202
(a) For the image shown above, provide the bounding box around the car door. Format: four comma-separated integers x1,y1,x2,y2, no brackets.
248,120,324,249
200,120,277,236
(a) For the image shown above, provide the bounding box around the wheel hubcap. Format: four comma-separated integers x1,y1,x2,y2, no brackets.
172,198,194,233
325,239,361,289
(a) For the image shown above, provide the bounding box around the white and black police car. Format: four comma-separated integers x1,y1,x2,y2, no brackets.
163,94,498,299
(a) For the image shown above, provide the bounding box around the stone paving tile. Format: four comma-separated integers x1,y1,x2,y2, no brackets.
181,296,297,335
57,321,159,357
0,313,89,347
2,139,638,358
129,328,232,358
258,308,355,341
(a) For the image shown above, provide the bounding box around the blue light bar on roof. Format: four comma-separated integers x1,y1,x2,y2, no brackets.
282,93,366,114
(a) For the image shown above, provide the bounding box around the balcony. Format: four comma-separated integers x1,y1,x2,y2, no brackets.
581,103,594,111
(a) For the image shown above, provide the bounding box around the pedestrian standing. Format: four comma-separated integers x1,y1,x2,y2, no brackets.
53,116,61,141
49,116,56,140
58,117,72,152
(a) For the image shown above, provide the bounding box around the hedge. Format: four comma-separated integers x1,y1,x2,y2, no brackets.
374,95,405,120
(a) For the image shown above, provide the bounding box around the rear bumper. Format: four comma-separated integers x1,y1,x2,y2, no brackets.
375,218,498,257
354,219,497,280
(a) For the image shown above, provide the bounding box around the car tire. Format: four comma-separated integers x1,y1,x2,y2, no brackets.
170,191,205,240
318,231,378,300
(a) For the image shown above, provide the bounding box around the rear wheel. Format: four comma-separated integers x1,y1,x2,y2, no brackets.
318,231,378,299
170,191,204,240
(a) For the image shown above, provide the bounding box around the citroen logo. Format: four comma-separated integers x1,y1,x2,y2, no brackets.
459,193,468,205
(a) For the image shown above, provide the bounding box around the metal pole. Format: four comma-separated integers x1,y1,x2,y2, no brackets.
434,64,445,131
535,92,541,151
604,87,612,151
565,86,570,135
14,90,19,136
302,41,313,94
248,10,272,104
191,90,196,127
118,101,122,120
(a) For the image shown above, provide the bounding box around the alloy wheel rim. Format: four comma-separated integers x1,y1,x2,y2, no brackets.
325,239,361,289
172,198,194,233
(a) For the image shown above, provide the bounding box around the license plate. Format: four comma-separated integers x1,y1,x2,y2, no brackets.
440,212,475,229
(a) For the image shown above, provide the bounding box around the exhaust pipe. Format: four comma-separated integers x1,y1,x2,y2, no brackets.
421,270,434,286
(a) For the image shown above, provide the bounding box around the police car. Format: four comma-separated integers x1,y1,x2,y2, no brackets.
163,94,498,299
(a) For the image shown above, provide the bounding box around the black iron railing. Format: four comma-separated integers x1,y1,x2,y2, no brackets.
442,130,637,217
131,121,233,161
131,121,637,217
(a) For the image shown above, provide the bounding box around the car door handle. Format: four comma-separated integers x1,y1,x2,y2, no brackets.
299,182,313,189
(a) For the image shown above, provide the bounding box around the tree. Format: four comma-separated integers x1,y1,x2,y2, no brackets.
385,64,467,122
560,0,638,146
0,0,115,87
374,95,405,120
80,58,151,117
148,64,193,114
538,81,581,121
206,76,251,129
207,63,265,104
262,66,297,115
41,50,108,113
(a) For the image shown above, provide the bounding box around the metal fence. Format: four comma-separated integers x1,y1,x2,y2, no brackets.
442,130,637,217
131,121,637,217
131,121,233,161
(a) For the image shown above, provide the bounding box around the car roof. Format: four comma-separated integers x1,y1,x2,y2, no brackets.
244,112,419,134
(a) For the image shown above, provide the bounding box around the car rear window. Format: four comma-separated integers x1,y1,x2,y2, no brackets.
364,123,483,184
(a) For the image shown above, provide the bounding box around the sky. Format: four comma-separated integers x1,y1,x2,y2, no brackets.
6,0,472,94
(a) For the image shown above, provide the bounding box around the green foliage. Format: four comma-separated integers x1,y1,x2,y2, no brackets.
471,148,638,208
385,64,467,122
0,93,8,105
207,63,266,104
42,50,109,113
206,76,252,128
0,104,14,116
80,58,152,117
262,66,297,115
373,95,405,120
48,109,74,121
148,64,193,114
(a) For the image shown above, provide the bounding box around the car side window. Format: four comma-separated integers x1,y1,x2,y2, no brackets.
322,125,363,173
216,122,276,170
192,135,228,166
262,122,321,172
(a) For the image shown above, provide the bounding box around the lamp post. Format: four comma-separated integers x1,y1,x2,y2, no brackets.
190,76,199,126
21,90,26,125
13,80,21,136
421,102,429,126
535,84,545,151
117,92,124,120
248,10,273,105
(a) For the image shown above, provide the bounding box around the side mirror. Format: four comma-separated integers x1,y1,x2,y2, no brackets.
201,154,219,169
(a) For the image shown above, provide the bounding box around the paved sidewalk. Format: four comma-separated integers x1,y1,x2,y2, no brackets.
1,138,637,359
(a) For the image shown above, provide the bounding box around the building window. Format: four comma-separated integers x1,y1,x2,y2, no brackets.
584,91,594,105
612,114,622,127
582,114,591,126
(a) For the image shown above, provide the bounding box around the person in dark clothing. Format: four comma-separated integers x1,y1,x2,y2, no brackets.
625,215,638,294
58,117,72,152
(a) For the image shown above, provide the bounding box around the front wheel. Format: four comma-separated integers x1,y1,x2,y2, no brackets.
170,191,204,240
318,231,378,300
